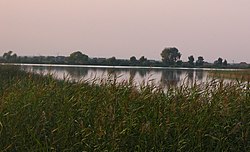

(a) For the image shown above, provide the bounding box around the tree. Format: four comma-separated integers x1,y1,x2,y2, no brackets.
107,56,117,65
3,51,12,60
214,57,223,67
130,56,137,64
68,51,89,64
161,47,181,65
188,55,195,66
196,56,204,66
176,60,183,66
223,59,228,66
12,53,17,59
218,57,223,65
139,56,147,64
3,51,17,62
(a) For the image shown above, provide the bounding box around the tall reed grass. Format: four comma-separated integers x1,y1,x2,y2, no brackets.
209,70,250,82
0,65,249,151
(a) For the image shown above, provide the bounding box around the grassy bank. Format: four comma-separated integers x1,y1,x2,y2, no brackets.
0,65,250,151
209,70,250,82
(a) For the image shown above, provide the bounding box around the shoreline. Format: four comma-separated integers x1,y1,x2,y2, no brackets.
1,62,247,71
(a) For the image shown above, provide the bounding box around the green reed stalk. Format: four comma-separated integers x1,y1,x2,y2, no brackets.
0,65,249,151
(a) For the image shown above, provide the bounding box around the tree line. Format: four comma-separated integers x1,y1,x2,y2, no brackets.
0,48,249,68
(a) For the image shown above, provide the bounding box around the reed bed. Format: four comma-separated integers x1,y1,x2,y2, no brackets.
209,70,250,82
0,65,250,151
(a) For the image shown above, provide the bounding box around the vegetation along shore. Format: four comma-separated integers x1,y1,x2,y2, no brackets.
0,65,249,151
1,48,250,69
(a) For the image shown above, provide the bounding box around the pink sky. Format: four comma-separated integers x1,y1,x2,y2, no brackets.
1,0,250,63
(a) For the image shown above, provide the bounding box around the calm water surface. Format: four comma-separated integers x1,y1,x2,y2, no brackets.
18,64,226,87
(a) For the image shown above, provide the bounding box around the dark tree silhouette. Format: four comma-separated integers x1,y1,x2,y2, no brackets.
218,58,223,65
196,56,204,66
139,56,147,64
188,55,195,66
161,47,181,65
68,51,89,64
214,57,223,67
130,56,137,64
107,57,117,65
176,60,183,66
223,59,228,66
3,51,17,62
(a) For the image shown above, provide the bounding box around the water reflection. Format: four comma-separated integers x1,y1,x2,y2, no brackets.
65,67,89,80
187,70,194,82
161,70,181,87
21,65,210,87
196,70,204,80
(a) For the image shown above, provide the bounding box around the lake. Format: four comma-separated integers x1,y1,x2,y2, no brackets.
16,63,245,87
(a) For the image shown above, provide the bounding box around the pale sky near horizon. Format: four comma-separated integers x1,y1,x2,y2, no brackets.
0,0,250,63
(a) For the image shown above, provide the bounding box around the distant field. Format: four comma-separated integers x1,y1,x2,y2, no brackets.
0,65,249,151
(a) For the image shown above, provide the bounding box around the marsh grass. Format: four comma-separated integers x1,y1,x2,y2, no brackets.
209,70,250,82
0,65,250,151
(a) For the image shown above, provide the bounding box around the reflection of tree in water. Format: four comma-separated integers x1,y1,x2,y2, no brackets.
107,68,121,77
91,68,106,75
65,67,89,79
96,68,151,83
137,69,149,77
161,70,182,87
32,66,47,74
129,69,137,81
186,70,194,84
30,66,58,75
187,70,194,80
195,70,204,80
